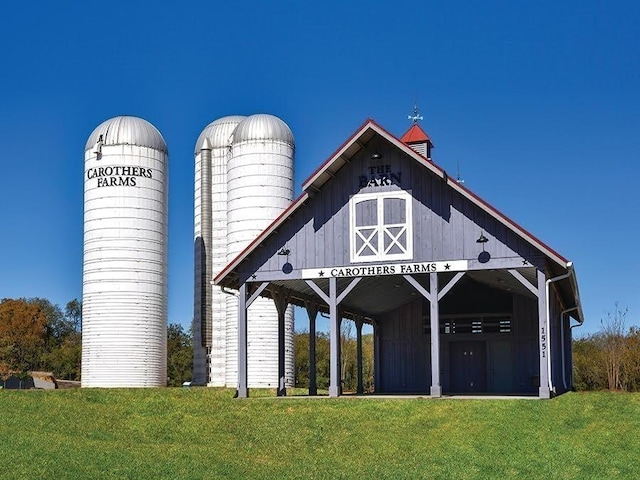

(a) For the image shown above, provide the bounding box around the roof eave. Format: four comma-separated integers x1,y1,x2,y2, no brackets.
214,192,310,286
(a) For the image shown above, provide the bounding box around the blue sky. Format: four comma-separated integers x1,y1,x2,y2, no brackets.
0,1,638,335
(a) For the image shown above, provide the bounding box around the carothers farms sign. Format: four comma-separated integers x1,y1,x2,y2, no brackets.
301,260,468,279
86,166,153,187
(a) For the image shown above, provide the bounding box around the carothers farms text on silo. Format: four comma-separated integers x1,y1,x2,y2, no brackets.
86,166,154,187
82,115,168,388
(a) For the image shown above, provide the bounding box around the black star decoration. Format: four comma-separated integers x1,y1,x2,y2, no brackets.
444,264,451,270
251,274,257,280
522,259,528,266
318,270,325,277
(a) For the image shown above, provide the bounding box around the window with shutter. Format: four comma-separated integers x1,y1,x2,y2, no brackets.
349,191,413,262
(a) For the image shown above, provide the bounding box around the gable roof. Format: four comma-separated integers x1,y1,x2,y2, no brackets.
215,118,572,284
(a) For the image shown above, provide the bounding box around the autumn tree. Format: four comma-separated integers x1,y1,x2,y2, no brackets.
573,303,640,392
0,298,82,381
0,298,49,377
572,334,607,391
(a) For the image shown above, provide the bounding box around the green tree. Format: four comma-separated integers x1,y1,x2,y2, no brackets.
167,323,193,386
293,330,310,388
293,330,330,390
40,298,82,380
294,326,375,393
65,299,82,332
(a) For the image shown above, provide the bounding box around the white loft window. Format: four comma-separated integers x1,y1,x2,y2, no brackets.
349,191,413,262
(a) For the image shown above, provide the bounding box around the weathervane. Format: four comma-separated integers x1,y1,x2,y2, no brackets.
408,104,423,124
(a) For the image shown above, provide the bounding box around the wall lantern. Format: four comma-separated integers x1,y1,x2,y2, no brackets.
278,247,293,274
476,231,491,263
476,232,489,251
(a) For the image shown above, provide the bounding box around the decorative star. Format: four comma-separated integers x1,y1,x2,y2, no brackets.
318,270,325,277
522,259,528,266
444,264,451,270
251,274,257,280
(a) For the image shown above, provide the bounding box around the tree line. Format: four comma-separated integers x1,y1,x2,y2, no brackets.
3,297,638,392
294,321,375,393
0,297,193,387
0,298,82,381
573,304,640,392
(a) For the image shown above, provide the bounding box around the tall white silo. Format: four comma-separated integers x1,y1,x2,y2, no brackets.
82,116,168,387
193,116,245,386
226,114,295,388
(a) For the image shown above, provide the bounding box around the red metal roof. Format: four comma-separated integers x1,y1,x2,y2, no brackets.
400,124,432,144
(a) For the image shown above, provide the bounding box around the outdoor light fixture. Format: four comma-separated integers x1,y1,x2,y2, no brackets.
278,247,293,274
476,231,490,262
371,152,382,160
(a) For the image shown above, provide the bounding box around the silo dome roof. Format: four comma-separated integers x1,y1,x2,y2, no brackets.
85,116,167,153
232,114,294,146
194,115,246,154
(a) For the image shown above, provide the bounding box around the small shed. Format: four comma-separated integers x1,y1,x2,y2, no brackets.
214,119,583,399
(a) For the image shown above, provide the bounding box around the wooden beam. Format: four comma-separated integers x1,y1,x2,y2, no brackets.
247,282,269,307
237,283,248,399
430,273,442,397
271,287,290,397
403,275,433,302
538,269,550,399
304,300,319,396
337,277,362,304
508,269,538,297
437,272,465,301
305,280,329,304
355,315,364,395
328,277,340,398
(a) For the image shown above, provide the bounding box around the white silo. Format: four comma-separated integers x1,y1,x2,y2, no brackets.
82,116,168,387
193,116,245,386
226,114,295,388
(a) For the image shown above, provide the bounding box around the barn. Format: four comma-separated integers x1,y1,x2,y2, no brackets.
214,118,584,399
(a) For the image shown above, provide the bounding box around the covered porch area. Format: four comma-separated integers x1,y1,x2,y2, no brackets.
231,258,576,400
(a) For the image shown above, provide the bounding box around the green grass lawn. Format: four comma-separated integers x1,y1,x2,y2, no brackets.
1,389,638,479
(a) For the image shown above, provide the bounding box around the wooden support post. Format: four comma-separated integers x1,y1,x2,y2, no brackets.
537,269,550,399
430,273,442,397
356,316,364,394
273,288,290,397
329,277,340,398
373,320,380,393
237,283,248,398
305,301,318,396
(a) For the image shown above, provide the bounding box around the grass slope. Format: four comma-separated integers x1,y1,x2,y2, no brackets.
1,389,638,479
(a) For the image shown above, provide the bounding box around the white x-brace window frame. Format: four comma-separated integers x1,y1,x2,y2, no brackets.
349,190,413,263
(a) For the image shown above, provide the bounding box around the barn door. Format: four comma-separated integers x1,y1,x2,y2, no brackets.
489,340,513,393
449,341,487,393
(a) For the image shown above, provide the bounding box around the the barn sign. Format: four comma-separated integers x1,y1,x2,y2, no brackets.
358,164,402,188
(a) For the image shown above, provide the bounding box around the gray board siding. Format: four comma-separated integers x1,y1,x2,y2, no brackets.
239,135,542,284
377,288,540,395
